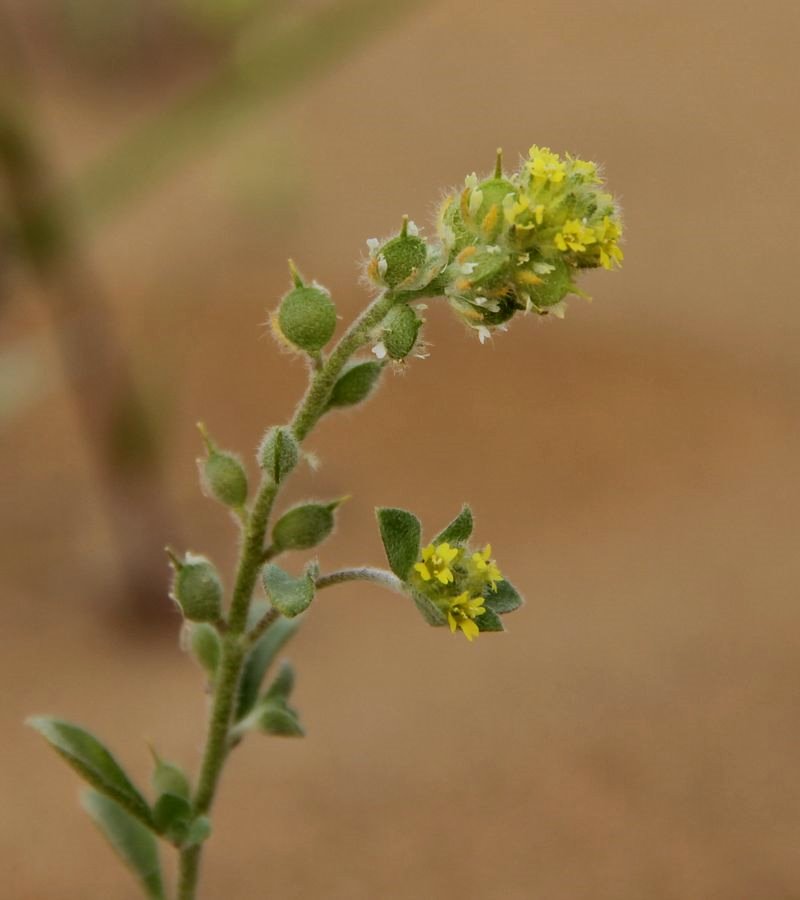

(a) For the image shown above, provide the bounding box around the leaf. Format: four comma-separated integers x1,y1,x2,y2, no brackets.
327,360,383,409
236,617,301,721
28,717,152,826
475,608,505,633
184,816,212,848
81,790,164,899
433,504,474,545
483,579,524,615
258,701,305,737
188,622,220,678
409,587,447,627
263,660,295,703
262,563,315,618
153,793,192,841
376,507,421,580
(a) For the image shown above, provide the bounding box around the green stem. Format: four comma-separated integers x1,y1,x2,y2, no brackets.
291,290,400,440
315,567,406,594
176,290,404,899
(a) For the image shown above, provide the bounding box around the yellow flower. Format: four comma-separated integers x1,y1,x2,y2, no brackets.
447,592,486,642
555,219,597,254
469,544,503,592
595,215,624,269
414,542,461,585
528,145,566,184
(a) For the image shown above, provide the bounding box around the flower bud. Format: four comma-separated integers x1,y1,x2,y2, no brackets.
258,426,299,483
382,304,422,361
367,217,428,289
197,423,248,509
271,499,344,551
327,360,383,409
169,551,223,623
275,261,337,353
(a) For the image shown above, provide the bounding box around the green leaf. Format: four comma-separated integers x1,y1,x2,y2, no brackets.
236,617,301,721
263,660,295,703
484,579,524,614
258,701,305,737
272,500,341,551
475,608,505,633
433,504,474,545
188,622,221,678
81,790,164,899
153,793,192,841
262,563,315,617
327,360,383,409
376,507,421,580
28,717,152,826
409,587,447,627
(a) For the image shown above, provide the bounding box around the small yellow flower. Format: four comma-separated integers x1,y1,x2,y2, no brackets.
528,145,566,184
595,215,624,269
555,219,597,254
447,591,486,642
469,544,503,592
414,542,461,585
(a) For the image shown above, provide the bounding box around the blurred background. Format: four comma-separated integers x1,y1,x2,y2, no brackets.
2,0,799,897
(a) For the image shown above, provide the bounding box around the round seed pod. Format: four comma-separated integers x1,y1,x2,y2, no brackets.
524,257,574,309
277,284,337,352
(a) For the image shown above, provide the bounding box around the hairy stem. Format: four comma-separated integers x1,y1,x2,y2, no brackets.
176,290,405,898
315,567,406,594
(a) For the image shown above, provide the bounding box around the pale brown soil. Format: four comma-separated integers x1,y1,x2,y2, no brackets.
2,1,800,898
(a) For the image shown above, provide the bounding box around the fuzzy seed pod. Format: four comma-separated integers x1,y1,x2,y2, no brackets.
382,304,422,360
277,283,337,353
198,424,248,508
170,552,222,623
258,426,299,483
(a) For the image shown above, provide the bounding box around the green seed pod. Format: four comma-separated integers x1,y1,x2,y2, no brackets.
524,257,574,309
478,293,517,326
271,499,343,551
382,304,422,360
328,360,383,409
276,262,336,353
197,423,248,508
370,217,427,288
472,150,516,241
258,426,299,482
170,552,223,623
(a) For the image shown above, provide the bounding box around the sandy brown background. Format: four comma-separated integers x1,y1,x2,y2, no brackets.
2,1,800,897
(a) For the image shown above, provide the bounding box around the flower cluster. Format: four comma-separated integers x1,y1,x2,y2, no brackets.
412,540,505,641
437,146,624,341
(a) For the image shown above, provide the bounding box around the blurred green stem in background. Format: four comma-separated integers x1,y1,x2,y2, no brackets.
0,0,422,619
65,0,423,233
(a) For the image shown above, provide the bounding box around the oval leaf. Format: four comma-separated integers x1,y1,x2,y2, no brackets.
262,563,315,618
433,504,474,545
81,790,164,899
475,608,505,633
28,717,152,826
483,579,524,614
376,507,421,580
236,617,301,721
259,702,305,738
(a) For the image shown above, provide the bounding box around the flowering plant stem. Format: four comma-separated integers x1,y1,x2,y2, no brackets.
177,289,408,898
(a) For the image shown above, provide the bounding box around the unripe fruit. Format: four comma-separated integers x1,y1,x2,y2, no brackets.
170,552,222,623
277,284,337,352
